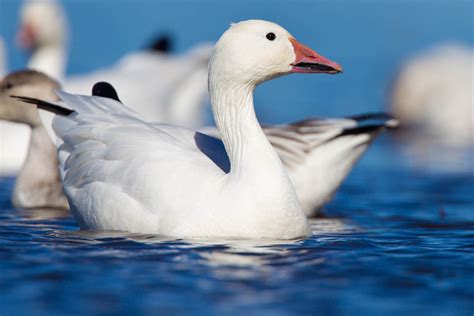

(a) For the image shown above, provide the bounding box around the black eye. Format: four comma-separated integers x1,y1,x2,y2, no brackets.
5,82,13,89
266,32,276,41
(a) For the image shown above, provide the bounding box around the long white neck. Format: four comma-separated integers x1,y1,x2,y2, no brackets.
210,77,290,186
28,44,65,81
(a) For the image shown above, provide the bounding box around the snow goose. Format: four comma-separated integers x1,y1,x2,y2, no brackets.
16,20,344,238
0,70,67,209
390,43,474,147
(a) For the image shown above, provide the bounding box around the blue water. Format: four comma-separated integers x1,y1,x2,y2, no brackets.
1,0,474,315
1,139,473,315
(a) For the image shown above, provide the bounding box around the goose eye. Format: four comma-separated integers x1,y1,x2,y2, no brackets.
5,82,13,89
266,32,276,41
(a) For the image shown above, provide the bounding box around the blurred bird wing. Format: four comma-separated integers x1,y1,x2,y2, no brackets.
262,114,398,170
262,117,356,168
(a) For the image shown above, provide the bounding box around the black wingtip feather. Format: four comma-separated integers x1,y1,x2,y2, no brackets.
148,34,172,53
92,82,122,103
340,112,400,136
12,95,74,116
339,124,391,136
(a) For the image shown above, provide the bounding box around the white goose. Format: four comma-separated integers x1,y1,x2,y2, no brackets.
0,70,67,209
390,43,474,147
18,20,346,238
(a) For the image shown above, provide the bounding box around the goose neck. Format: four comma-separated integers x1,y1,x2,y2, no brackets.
28,44,65,81
210,79,285,181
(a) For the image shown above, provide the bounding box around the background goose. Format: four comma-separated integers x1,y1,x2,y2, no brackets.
0,70,67,209
18,0,67,80
1,0,213,175
19,20,345,238
18,0,212,127
389,43,474,147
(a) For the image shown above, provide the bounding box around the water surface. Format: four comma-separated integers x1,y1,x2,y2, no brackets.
1,140,473,315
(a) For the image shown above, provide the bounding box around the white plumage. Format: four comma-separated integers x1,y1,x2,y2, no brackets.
27,20,348,238
203,115,398,216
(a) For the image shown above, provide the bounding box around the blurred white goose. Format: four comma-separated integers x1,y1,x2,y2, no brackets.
18,20,346,238
0,70,67,209
2,0,212,175
18,0,67,80
18,0,212,127
390,43,474,146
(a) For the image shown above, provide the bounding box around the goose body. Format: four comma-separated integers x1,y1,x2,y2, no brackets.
23,20,345,238
44,91,309,238
62,45,212,126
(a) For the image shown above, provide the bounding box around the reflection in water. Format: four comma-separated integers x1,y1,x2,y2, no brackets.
392,135,474,174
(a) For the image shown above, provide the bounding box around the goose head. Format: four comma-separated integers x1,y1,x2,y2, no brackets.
0,70,59,127
209,20,342,86
17,0,67,51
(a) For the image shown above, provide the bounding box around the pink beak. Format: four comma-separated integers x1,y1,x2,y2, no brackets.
290,38,342,74
17,23,36,49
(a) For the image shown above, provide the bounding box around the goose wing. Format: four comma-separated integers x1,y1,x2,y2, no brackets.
16,91,223,232
263,113,398,169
